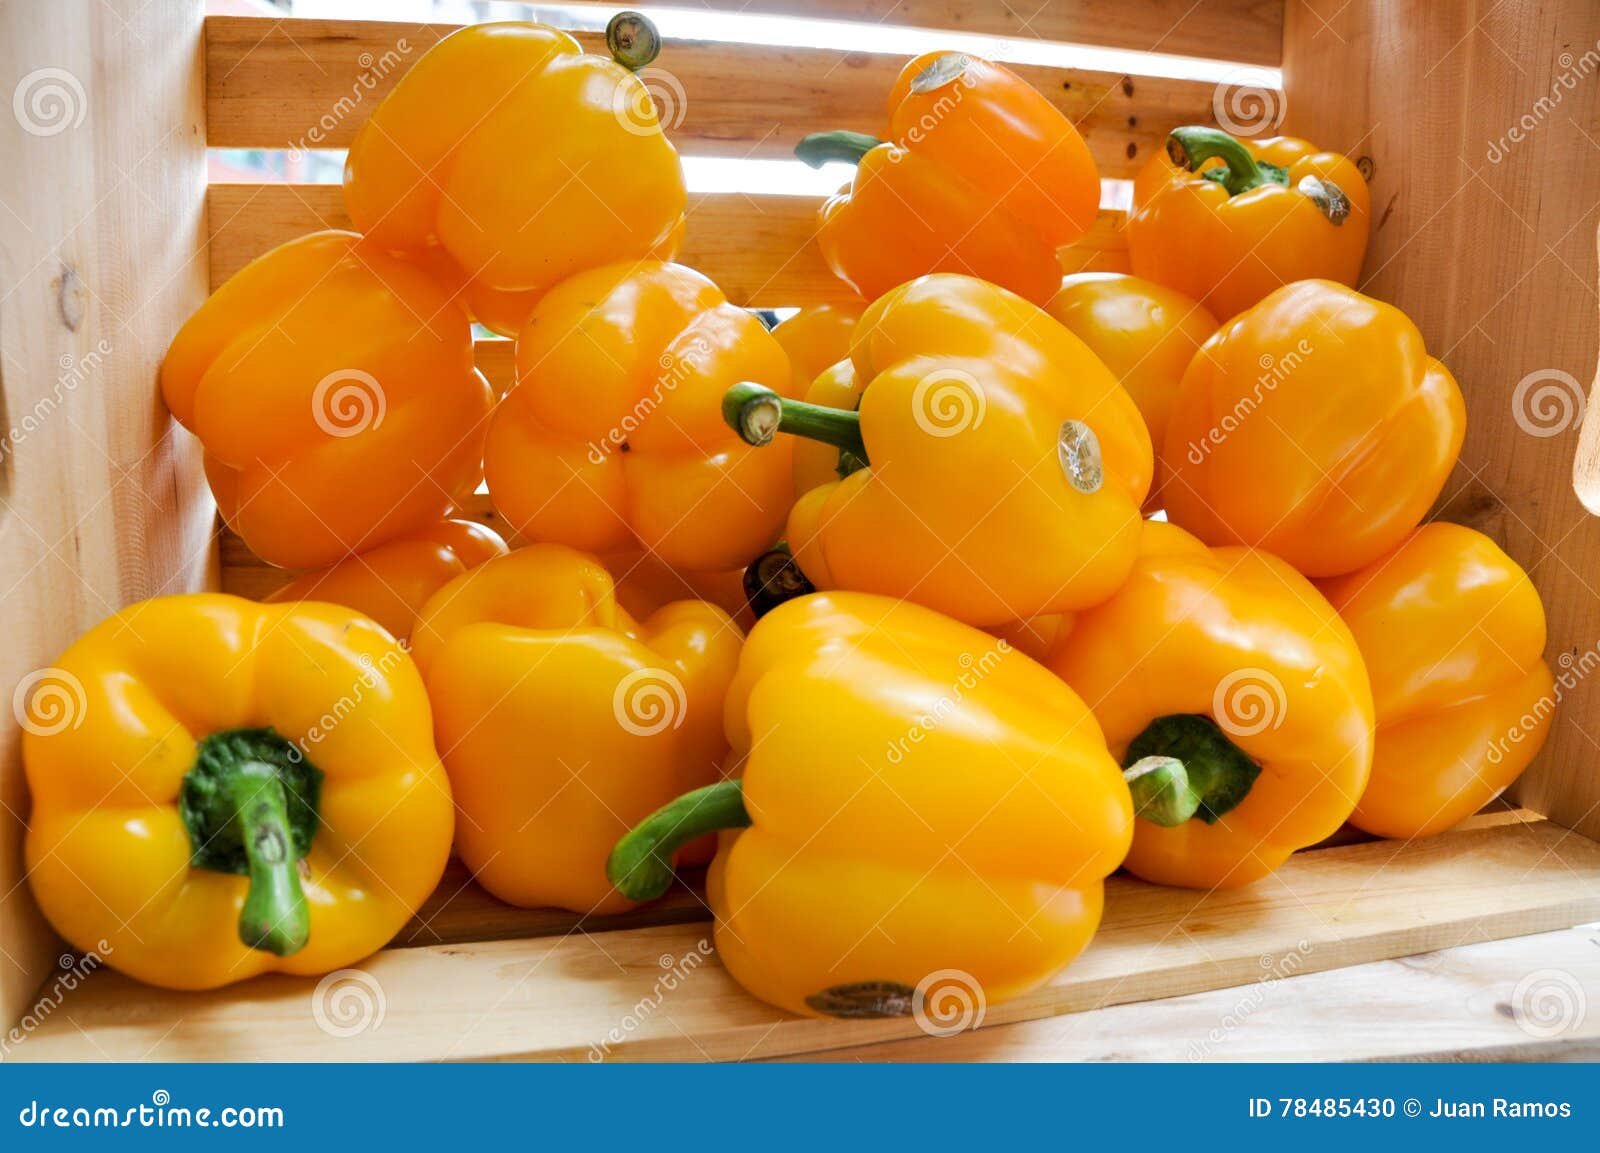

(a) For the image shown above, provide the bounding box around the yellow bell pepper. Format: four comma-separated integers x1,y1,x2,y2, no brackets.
268,517,507,642
1045,521,1373,889
343,15,686,336
789,358,864,495
723,274,1151,626
1317,523,1556,838
1161,279,1466,578
411,545,742,914
161,230,495,570
21,595,453,989
1128,128,1370,320
1045,272,1217,510
605,549,754,630
609,591,1131,1018
486,260,798,572
772,303,863,395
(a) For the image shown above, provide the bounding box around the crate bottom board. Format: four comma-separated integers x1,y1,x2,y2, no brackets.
12,817,1600,1062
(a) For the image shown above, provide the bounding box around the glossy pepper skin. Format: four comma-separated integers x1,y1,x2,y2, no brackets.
161,230,494,570
1128,128,1370,321
486,260,798,572
411,545,742,913
729,274,1151,627
790,358,864,494
21,595,453,990
1161,279,1466,578
1318,524,1555,839
1046,521,1374,889
796,52,1101,305
343,20,686,336
608,592,1131,1018
1046,273,1217,511
772,303,863,395
269,518,508,642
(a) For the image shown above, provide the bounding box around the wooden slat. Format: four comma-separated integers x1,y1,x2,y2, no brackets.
13,819,1600,1061
203,16,1228,177
203,182,1129,306
573,1,1285,67
1282,0,1600,843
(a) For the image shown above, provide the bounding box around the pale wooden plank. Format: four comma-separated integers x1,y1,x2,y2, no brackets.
562,1,1285,67
1283,1,1600,843
13,820,1600,1061
788,925,1600,1062
202,16,1227,177
203,183,1129,306
0,0,213,1032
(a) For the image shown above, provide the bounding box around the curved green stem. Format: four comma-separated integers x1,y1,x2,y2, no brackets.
181,728,322,957
606,11,661,72
1122,714,1262,827
723,382,869,465
1167,126,1287,196
795,130,883,169
608,779,750,901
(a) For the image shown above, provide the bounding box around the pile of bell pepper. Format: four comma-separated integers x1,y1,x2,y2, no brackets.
19,14,1558,1028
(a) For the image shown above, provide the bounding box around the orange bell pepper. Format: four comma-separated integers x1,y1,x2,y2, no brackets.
796,51,1101,305
1317,523,1556,838
1128,128,1370,320
1045,521,1374,889
161,230,494,570
268,518,508,642
486,260,797,572
1045,273,1217,510
343,16,686,336
1161,279,1466,578
410,545,741,913
605,550,754,629
772,303,863,394
789,358,865,495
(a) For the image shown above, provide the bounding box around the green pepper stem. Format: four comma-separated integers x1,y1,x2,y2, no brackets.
723,382,869,465
608,779,751,901
1123,756,1203,827
606,11,661,72
225,763,310,957
1167,126,1284,196
795,130,883,168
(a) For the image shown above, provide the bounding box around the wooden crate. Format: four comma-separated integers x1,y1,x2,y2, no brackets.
3,0,1599,1061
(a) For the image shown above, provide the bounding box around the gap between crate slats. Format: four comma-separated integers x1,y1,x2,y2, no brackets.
203,16,1228,179
12,817,1600,1062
